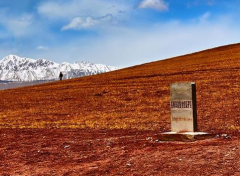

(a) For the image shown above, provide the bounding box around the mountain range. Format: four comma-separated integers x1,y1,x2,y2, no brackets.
0,55,117,82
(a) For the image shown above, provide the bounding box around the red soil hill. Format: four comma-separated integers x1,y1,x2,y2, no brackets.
1,43,240,133
2,44,240,176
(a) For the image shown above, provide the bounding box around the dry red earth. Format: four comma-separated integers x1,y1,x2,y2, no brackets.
1,43,240,175
1,129,240,176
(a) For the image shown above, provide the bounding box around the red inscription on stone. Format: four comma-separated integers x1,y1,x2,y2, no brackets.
172,117,193,121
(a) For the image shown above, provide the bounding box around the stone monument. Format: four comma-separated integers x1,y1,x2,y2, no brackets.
170,82,197,132
158,82,212,141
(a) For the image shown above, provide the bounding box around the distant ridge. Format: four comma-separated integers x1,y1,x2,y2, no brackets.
0,55,117,82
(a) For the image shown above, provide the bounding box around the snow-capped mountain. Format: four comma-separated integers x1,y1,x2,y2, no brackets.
0,55,117,82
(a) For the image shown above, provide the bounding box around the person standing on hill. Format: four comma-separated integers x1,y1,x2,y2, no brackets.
59,72,63,81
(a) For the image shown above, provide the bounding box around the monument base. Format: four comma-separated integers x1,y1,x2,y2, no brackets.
156,132,214,142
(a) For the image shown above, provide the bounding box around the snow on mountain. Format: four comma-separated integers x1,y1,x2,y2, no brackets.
0,55,117,82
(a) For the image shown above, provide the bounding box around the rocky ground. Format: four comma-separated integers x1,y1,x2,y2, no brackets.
1,129,240,176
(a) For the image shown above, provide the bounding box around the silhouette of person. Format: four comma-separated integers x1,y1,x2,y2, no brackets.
59,72,63,81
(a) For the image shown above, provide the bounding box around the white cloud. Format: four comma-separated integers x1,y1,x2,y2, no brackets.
31,19,240,68
37,46,49,50
38,0,130,19
61,14,114,30
138,0,168,11
38,1,77,19
38,0,130,30
44,16,240,67
0,13,34,37
199,12,211,22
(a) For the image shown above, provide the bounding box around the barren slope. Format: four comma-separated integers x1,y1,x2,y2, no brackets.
1,43,240,133
2,44,240,176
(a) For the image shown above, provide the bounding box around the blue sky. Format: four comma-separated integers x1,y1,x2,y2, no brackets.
0,0,240,67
